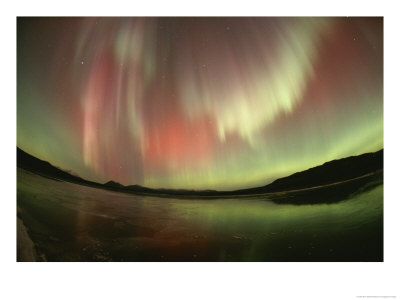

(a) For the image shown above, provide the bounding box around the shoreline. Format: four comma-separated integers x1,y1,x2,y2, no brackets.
17,214,37,262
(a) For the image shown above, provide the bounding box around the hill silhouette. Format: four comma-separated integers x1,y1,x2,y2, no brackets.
104,181,125,189
17,147,91,185
17,147,383,196
240,149,383,194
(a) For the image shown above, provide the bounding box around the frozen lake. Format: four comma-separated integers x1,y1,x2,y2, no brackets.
17,168,383,262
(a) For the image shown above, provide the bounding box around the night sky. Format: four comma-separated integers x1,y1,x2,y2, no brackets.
17,17,383,190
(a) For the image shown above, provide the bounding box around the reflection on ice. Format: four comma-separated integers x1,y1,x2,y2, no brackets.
17,168,383,262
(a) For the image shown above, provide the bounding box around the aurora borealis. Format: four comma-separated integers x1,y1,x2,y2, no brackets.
17,17,383,190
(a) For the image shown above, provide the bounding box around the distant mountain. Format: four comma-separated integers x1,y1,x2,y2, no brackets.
241,149,383,194
17,147,149,193
17,147,91,185
104,181,125,188
17,147,383,196
125,184,155,193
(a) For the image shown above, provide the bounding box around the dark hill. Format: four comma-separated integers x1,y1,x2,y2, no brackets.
105,181,125,188
17,147,383,196
241,149,383,194
17,147,90,185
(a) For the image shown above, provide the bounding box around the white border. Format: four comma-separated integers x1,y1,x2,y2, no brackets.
2,1,399,299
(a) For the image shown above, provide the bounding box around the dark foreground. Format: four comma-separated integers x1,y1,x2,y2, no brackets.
17,168,383,262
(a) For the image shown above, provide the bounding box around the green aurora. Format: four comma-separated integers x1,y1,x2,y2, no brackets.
17,17,383,190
